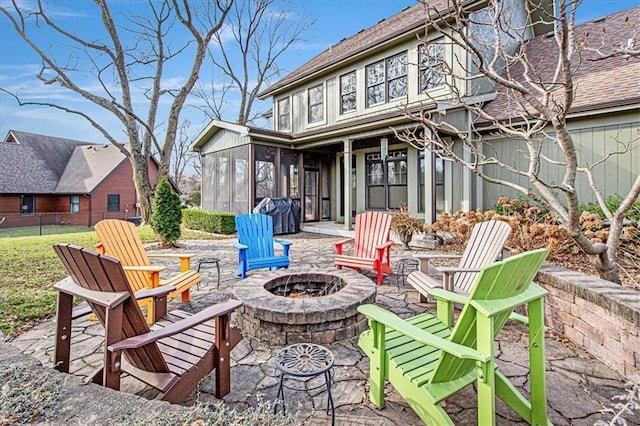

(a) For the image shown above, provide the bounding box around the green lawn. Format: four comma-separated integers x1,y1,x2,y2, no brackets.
0,225,96,238
0,226,222,337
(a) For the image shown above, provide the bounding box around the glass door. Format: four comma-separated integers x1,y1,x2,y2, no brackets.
304,169,319,221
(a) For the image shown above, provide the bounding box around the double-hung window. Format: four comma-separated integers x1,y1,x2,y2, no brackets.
419,39,445,91
340,71,356,114
366,51,407,107
277,97,291,131
365,150,407,210
70,195,80,213
107,194,120,212
308,84,324,123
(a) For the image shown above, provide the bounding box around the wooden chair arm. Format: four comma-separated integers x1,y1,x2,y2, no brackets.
413,254,462,260
413,254,462,273
429,287,469,305
54,277,129,309
375,240,394,250
274,238,292,247
334,237,354,248
148,253,196,259
134,285,175,301
358,304,489,362
109,299,243,351
439,267,481,274
148,253,195,272
95,242,106,255
234,242,248,250
124,265,166,272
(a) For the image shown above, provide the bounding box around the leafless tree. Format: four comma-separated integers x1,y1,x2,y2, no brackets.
0,0,232,223
171,119,198,186
581,10,640,60
193,0,313,125
396,0,640,283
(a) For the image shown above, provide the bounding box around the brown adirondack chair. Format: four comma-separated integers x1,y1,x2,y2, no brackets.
407,220,512,302
335,211,393,285
95,219,201,323
53,243,242,403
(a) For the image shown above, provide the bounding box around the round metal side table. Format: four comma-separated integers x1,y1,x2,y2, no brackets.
273,343,335,425
396,258,419,289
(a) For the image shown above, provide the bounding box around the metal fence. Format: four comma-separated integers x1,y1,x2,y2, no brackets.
0,212,140,236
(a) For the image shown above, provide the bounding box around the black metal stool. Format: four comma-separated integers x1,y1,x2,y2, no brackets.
396,258,419,289
274,343,335,425
196,257,220,289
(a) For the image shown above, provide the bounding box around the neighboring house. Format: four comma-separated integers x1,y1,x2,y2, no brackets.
191,1,639,229
0,130,169,228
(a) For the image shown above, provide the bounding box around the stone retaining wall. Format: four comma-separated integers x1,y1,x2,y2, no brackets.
537,265,640,379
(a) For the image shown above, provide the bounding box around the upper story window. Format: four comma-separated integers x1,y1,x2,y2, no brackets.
70,195,80,213
366,51,407,107
308,84,324,123
340,71,356,114
277,97,290,131
419,39,445,91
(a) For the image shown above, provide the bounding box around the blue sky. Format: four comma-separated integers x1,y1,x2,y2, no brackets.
0,0,638,145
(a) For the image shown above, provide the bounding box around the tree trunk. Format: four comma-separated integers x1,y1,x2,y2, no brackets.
130,152,154,224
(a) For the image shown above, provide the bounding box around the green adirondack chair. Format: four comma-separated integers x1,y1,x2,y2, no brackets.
358,248,551,425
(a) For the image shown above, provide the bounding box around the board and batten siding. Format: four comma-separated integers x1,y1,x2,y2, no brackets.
481,115,640,209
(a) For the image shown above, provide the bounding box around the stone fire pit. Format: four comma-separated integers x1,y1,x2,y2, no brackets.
233,269,377,345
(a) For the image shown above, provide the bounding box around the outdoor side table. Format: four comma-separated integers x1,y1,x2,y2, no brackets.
273,343,335,425
396,258,419,289
196,257,220,289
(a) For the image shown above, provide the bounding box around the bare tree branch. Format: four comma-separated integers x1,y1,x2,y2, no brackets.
0,0,233,222
395,0,640,282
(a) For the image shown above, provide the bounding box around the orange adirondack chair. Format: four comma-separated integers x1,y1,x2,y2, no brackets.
53,243,242,403
94,219,201,323
335,211,393,285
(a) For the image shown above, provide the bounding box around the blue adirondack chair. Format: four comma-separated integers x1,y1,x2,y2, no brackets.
234,213,292,279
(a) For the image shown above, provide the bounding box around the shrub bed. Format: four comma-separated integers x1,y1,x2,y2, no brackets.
428,196,639,287
182,209,236,235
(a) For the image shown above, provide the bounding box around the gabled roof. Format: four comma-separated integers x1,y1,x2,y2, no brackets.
259,0,453,99
0,130,126,194
55,144,128,193
481,6,640,121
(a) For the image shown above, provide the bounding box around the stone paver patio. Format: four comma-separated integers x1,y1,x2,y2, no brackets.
10,232,639,425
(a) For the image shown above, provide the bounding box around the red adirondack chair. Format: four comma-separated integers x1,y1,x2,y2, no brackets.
335,211,393,285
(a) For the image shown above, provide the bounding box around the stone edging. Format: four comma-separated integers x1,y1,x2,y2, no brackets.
537,265,640,379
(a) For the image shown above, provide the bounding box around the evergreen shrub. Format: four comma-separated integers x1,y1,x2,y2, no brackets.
182,209,236,234
151,179,182,247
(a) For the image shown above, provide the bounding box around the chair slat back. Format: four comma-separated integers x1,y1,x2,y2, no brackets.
430,248,548,384
53,243,170,373
235,213,275,260
353,211,392,258
95,219,151,293
454,220,512,294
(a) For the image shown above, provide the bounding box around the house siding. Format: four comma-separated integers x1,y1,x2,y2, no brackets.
275,31,459,136
481,110,640,208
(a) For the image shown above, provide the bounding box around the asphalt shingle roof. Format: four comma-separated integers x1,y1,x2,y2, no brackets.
0,130,126,194
481,6,640,121
260,0,453,98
